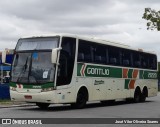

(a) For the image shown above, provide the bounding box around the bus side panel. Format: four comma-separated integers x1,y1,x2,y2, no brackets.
91,78,117,101
83,78,134,101
99,78,115,101
55,86,76,103
114,78,128,99
147,79,158,97
99,78,125,100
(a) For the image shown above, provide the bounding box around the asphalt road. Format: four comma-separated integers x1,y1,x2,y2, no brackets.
0,93,160,127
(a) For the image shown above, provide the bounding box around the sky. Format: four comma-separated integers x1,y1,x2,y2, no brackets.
0,0,160,60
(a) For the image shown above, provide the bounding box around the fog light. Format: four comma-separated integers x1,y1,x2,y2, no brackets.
41,87,54,92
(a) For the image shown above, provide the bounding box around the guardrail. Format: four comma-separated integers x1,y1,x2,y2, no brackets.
0,83,10,99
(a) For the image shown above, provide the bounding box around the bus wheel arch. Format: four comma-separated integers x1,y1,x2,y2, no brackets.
134,86,141,103
71,86,89,109
140,86,148,102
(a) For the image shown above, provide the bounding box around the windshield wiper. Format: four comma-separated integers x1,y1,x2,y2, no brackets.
17,57,29,83
24,57,28,70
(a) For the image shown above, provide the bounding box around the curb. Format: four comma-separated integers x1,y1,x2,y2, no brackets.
0,104,35,108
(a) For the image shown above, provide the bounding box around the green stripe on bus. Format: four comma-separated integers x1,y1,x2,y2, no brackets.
128,69,133,78
9,82,54,89
139,70,144,79
77,63,83,76
125,79,130,89
10,82,17,87
139,70,157,79
77,63,157,79
109,67,122,78
143,71,157,79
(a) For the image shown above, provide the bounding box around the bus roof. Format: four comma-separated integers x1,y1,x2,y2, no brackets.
20,33,156,55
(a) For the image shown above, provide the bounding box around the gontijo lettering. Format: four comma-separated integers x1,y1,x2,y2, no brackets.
87,68,109,75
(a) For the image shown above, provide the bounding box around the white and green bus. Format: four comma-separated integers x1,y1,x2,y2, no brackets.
9,34,158,109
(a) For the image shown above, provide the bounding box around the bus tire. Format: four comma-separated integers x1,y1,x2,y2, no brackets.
140,87,148,102
36,102,50,109
71,87,88,109
134,88,141,103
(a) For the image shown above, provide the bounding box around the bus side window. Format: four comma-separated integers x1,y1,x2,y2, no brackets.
149,55,157,70
94,44,107,64
78,53,84,62
108,46,120,66
132,52,141,68
141,53,148,69
110,58,117,64
121,49,131,67
123,60,129,66
57,52,69,86
56,37,76,86
135,61,141,68
78,40,93,63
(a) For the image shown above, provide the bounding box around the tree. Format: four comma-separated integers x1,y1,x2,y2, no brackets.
142,8,160,31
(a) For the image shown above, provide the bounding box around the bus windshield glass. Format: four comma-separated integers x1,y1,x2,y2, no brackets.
11,37,59,84
11,52,55,84
16,37,59,51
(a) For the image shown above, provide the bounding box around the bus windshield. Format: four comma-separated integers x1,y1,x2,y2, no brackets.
11,52,55,84
11,37,59,84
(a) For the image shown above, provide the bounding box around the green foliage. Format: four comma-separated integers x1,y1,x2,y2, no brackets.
0,99,10,102
0,99,11,105
142,8,160,31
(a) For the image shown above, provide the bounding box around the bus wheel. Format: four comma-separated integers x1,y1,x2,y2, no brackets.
134,88,141,103
71,88,88,109
140,87,148,102
36,102,50,109
140,93,146,102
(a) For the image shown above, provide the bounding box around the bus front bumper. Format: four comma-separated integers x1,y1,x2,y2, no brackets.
10,90,57,103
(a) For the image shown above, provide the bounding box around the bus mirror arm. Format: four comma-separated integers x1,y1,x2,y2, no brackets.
51,47,62,64
2,50,6,63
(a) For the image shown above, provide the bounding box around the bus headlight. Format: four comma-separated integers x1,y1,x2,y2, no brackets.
10,87,16,91
41,87,54,92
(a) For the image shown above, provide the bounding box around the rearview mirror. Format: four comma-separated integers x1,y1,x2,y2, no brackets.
51,47,62,64
2,50,6,63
